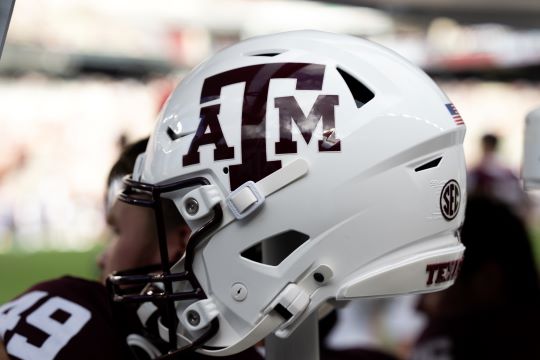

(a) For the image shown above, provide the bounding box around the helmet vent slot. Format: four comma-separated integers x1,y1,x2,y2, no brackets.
415,157,442,172
252,52,281,57
246,50,286,57
336,67,374,109
240,230,310,266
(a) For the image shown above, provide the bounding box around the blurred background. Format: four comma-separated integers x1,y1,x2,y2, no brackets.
0,0,539,358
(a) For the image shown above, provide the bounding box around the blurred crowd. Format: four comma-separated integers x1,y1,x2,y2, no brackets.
0,77,173,251
1,78,540,254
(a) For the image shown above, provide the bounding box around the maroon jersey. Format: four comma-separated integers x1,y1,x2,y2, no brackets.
0,276,263,360
321,348,399,360
0,276,132,360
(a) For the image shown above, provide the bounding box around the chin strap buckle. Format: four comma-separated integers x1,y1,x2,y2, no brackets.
226,181,265,220
226,158,310,220
264,283,310,336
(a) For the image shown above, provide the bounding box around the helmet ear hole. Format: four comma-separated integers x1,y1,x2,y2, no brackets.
240,230,310,266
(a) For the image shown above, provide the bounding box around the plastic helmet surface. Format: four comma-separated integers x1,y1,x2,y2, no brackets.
110,30,467,357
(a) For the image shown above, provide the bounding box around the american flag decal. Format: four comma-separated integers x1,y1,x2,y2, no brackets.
445,103,464,126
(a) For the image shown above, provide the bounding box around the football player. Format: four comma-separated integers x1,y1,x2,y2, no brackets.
0,139,262,360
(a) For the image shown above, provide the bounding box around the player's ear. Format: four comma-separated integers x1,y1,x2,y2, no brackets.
178,223,190,244
161,198,193,260
165,224,191,261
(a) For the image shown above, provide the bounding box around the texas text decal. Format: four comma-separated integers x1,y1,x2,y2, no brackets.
426,259,463,286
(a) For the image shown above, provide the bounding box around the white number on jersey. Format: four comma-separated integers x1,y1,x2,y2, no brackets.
0,291,91,360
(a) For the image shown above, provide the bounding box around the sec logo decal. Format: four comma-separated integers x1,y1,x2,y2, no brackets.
440,179,461,221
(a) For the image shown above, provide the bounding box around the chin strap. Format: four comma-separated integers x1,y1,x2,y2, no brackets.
198,278,321,356
136,270,330,357
135,296,285,357
226,158,309,220
200,312,284,356
126,334,163,360
179,158,309,225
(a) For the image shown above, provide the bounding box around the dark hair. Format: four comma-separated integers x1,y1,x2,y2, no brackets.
460,196,539,304
107,138,149,188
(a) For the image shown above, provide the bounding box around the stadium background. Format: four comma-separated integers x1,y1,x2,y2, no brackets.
1,1,539,351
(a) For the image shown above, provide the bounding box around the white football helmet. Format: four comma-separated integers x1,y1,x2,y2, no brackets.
108,30,466,357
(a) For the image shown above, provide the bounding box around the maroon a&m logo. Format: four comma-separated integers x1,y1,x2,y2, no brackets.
174,63,341,190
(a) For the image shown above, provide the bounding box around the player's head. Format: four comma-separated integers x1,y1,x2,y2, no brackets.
481,133,498,154
107,31,467,356
98,138,189,283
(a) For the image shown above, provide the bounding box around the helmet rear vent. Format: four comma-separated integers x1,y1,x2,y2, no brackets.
240,230,310,266
415,157,442,172
336,67,374,109
246,50,286,57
